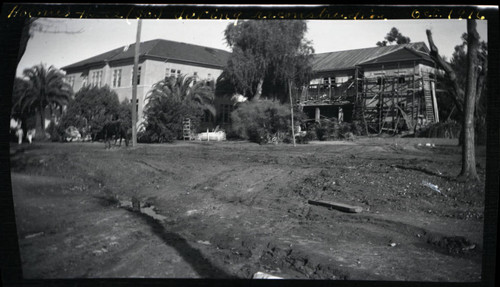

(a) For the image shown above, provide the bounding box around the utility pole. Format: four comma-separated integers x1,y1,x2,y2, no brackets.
289,79,296,147
131,19,142,147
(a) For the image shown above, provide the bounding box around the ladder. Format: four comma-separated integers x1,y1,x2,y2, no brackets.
422,77,435,123
182,118,192,141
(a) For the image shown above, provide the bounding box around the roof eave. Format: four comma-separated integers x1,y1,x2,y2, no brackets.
62,55,147,72
63,54,227,72
148,55,227,69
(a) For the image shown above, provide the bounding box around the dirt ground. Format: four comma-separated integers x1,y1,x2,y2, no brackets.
9,137,486,281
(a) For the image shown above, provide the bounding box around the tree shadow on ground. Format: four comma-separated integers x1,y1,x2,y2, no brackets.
93,195,235,278
132,209,236,279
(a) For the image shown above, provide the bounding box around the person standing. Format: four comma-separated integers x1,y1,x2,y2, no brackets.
16,126,23,144
27,129,36,144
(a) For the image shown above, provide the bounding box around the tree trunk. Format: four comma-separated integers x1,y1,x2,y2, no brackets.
253,78,264,101
288,79,296,147
459,19,480,181
37,103,46,140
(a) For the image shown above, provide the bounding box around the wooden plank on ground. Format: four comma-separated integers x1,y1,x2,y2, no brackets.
308,200,363,213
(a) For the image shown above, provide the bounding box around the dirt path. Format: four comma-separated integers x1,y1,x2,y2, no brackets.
10,139,485,280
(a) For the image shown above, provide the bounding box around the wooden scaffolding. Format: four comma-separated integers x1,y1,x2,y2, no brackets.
356,73,439,134
299,71,439,134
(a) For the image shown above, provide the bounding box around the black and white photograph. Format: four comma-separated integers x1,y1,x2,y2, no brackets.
1,3,498,285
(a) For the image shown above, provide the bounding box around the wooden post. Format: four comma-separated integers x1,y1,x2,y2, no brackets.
392,79,395,129
412,75,415,127
379,78,385,133
328,77,332,100
417,79,421,129
362,78,369,135
131,19,142,147
431,80,439,123
308,200,363,213
289,79,296,147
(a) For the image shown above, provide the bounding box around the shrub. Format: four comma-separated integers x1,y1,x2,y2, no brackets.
313,118,340,141
46,121,66,142
142,99,199,143
59,86,130,141
304,124,318,141
417,120,461,139
141,76,212,143
351,120,366,136
231,99,305,144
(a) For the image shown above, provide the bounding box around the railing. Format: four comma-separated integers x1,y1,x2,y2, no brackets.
301,79,358,105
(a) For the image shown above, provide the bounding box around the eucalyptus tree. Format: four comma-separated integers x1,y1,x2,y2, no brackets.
223,20,314,102
427,19,484,181
376,27,411,47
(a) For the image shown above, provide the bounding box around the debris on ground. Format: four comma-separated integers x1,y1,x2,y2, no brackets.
422,180,444,195
308,199,363,213
25,232,44,239
9,138,485,281
253,271,283,279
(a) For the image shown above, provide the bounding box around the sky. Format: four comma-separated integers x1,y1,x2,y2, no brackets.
16,18,488,77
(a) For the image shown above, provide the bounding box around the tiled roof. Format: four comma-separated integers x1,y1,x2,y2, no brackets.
62,39,231,71
312,42,432,73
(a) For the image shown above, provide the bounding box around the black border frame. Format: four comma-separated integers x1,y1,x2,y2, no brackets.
1,3,498,287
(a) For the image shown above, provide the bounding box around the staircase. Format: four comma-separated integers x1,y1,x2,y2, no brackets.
422,77,436,123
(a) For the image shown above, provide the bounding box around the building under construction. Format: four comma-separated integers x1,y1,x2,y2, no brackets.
300,42,440,134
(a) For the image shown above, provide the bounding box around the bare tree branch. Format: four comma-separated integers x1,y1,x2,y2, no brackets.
426,29,465,114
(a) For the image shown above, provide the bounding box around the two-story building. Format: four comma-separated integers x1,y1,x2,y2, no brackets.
303,42,439,133
62,38,231,127
63,39,439,135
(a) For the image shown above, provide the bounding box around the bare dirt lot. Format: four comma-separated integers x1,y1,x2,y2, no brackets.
9,137,486,281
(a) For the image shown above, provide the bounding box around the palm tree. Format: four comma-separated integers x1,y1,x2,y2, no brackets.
148,75,216,115
142,75,215,142
14,64,73,137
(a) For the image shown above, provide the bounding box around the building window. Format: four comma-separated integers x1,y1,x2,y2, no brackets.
165,67,171,80
91,70,103,87
132,66,142,85
335,76,348,85
166,68,182,79
218,104,233,124
193,72,198,84
66,76,75,88
205,74,213,87
377,77,384,86
112,69,122,88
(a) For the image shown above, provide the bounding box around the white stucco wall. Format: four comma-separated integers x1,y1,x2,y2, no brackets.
65,58,225,122
164,61,222,83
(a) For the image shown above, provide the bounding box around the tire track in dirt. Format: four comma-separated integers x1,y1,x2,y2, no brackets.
9,141,485,280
